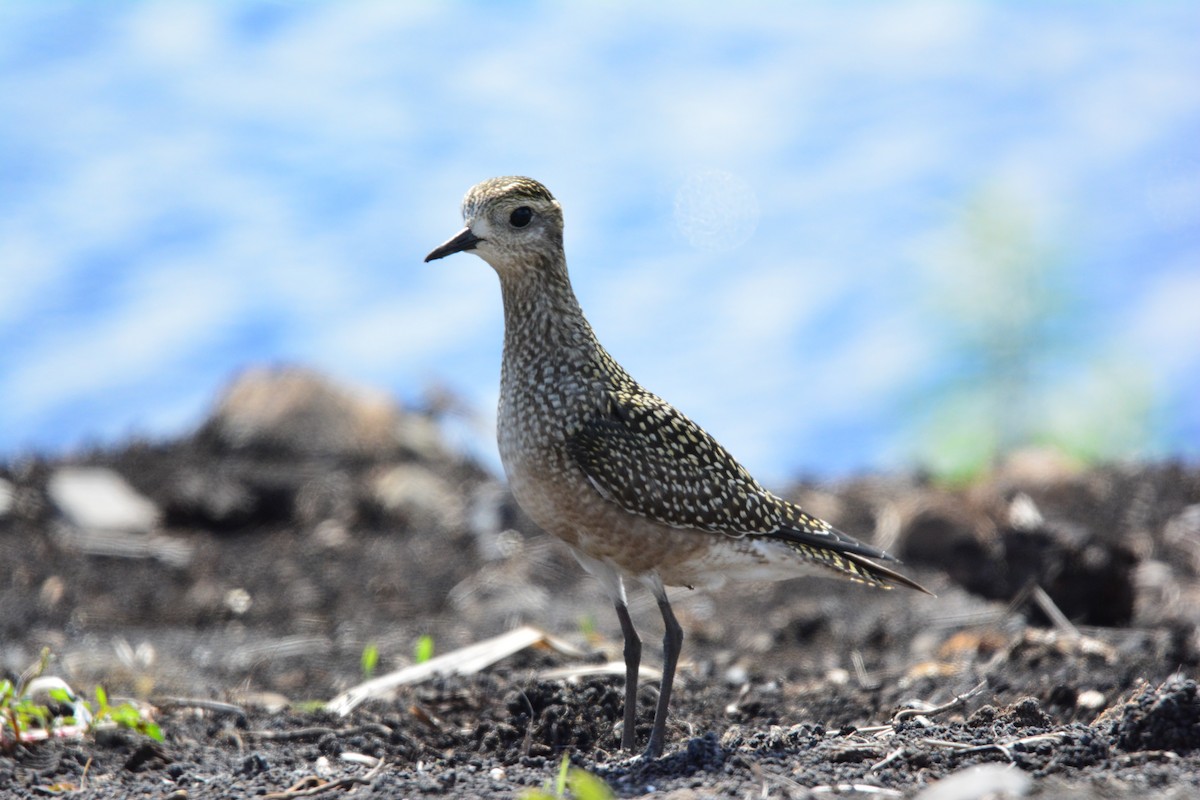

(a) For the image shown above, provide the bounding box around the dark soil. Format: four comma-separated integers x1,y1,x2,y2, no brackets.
3,369,1200,798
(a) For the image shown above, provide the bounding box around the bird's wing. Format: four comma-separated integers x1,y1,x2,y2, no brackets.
566,389,933,594
566,388,782,535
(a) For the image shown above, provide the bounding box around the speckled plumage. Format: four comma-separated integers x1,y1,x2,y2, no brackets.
425,176,930,758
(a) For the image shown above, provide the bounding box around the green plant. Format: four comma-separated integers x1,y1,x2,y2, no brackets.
414,634,434,665
2,679,41,750
1,649,162,751
361,642,380,679
519,753,615,800
292,700,329,713
1,648,54,751
89,685,163,742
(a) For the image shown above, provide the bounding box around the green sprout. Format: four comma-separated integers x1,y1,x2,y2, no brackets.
90,685,163,743
361,642,380,679
1,648,54,751
519,753,615,800
414,635,434,665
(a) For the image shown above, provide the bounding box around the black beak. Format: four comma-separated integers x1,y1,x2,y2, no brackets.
425,227,483,262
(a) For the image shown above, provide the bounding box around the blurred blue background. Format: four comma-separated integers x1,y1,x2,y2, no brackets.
1,2,1197,482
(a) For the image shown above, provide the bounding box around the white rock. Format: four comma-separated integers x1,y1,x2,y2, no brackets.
372,464,463,532
913,764,1032,800
0,478,13,516
224,588,253,615
47,467,160,532
208,366,444,459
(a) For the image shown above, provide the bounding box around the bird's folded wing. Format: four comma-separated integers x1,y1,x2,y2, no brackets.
565,389,784,535
566,390,933,594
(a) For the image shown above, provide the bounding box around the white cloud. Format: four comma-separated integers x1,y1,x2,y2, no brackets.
123,3,222,65
310,266,500,377
3,256,245,420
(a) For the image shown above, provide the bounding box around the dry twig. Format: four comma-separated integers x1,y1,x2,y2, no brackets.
153,697,248,724
249,723,392,742
262,757,386,799
892,680,987,723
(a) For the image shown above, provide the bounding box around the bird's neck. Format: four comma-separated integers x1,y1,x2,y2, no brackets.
498,258,599,360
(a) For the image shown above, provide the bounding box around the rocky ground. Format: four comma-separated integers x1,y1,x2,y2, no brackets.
2,367,1200,799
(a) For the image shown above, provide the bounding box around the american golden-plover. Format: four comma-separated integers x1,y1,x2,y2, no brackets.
425,176,931,758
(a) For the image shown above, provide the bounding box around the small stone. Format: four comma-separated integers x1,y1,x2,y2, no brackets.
48,467,160,532
912,763,1032,799
223,588,253,616
240,753,270,776
826,667,851,686
39,575,65,609
372,464,463,532
1077,689,1106,711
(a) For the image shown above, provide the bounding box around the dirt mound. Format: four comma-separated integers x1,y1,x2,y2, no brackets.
3,370,1200,797
1109,675,1200,755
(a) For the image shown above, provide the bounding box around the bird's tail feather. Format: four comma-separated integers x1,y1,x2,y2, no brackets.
786,541,935,595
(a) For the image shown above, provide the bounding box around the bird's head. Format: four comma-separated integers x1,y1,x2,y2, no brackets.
425,177,565,276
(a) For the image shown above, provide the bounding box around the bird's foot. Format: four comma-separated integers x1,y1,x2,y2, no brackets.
642,737,664,760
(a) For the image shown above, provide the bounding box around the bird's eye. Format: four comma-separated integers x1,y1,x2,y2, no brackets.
509,206,533,228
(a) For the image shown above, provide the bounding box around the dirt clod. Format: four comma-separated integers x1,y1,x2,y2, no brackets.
1111,675,1200,754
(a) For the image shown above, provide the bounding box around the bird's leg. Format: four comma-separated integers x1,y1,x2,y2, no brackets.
613,600,641,751
645,591,683,759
